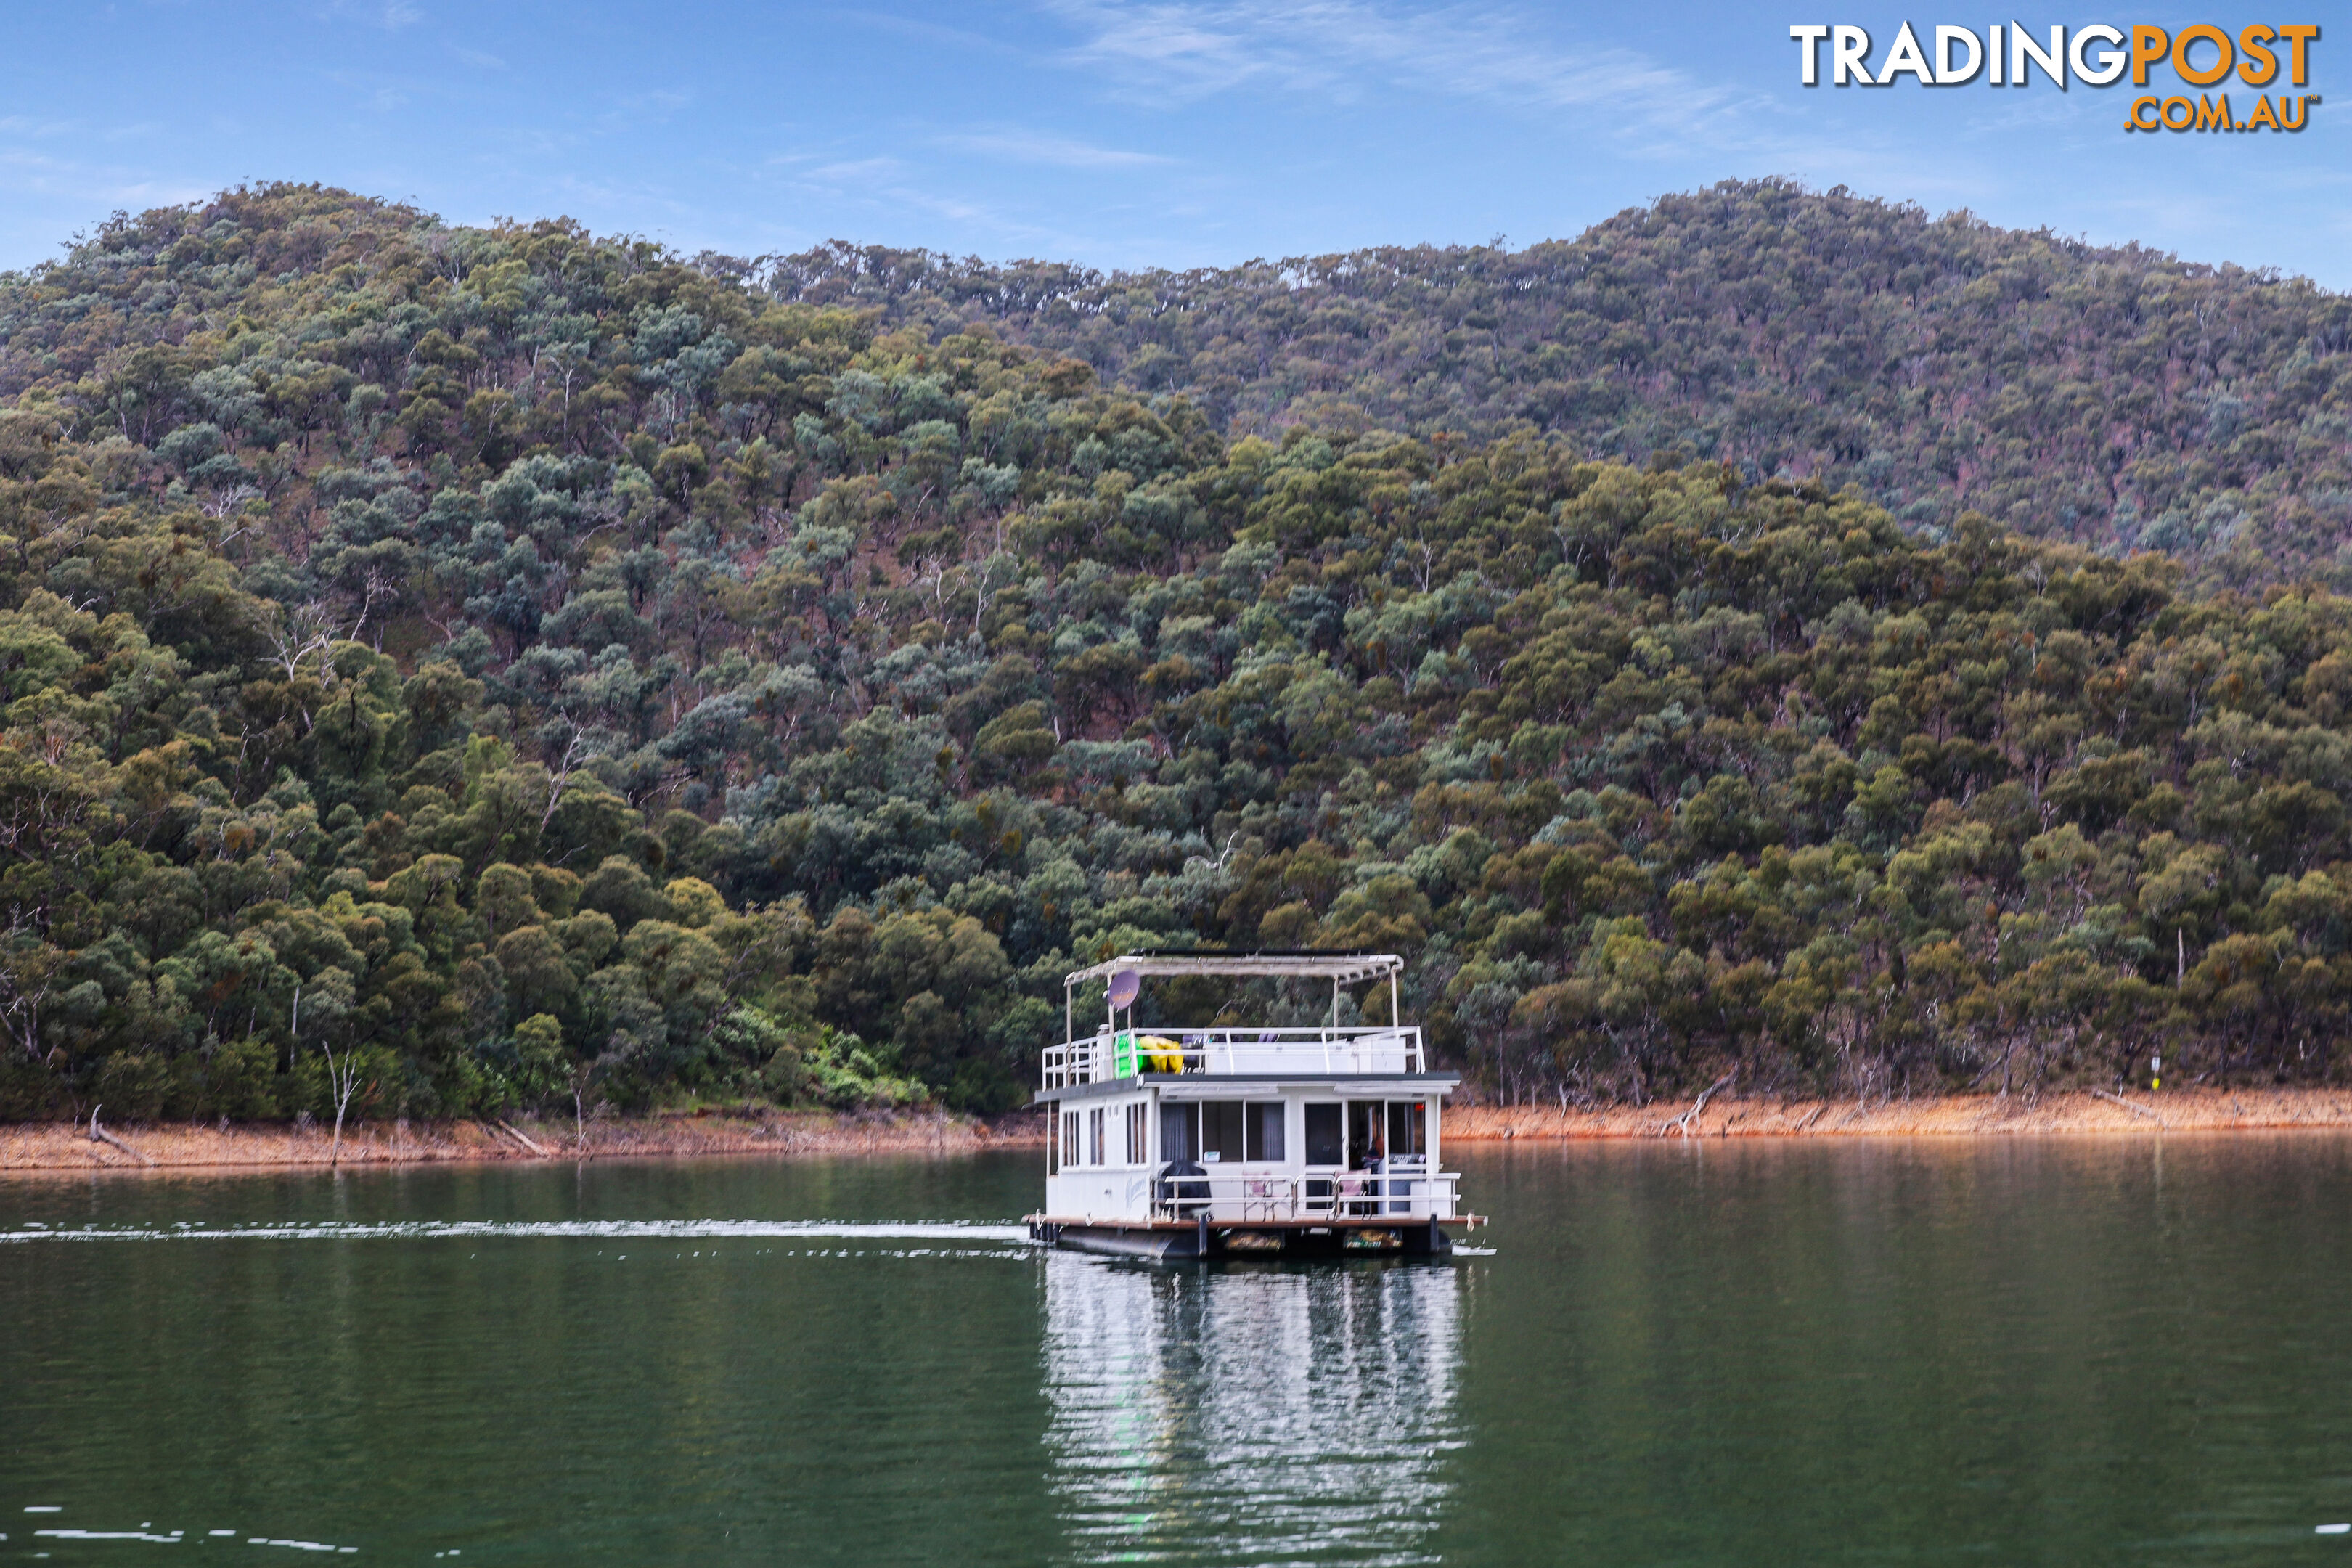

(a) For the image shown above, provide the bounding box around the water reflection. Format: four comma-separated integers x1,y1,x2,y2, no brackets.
1041,1257,1465,1566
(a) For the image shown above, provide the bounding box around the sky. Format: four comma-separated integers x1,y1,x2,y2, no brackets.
1,2,2345,285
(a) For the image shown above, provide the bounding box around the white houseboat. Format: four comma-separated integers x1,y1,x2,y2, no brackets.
1026,950,1478,1260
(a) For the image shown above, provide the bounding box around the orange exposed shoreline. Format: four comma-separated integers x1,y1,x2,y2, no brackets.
0,1109,1044,1174
1443,1087,2352,1140
7,1087,2350,1174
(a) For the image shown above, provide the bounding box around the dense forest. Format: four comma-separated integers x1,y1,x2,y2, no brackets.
770,180,2352,584
0,179,2348,1124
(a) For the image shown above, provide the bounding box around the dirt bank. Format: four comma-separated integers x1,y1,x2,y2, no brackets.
1445,1087,2352,1140
11,1087,2346,1173
0,1109,1048,1174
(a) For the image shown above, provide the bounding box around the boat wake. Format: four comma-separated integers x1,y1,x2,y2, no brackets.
0,1218,1034,1249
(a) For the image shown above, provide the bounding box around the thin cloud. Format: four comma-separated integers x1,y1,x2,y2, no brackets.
834,10,1026,57
877,182,1130,256
596,88,694,131
942,129,1174,168
453,46,507,70
801,156,909,184
1039,0,1744,144
319,0,422,28
0,145,211,212
1961,92,2095,136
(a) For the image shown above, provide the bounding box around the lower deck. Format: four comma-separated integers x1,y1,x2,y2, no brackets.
1030,1212,1479,1261
1039,1074,1464,1228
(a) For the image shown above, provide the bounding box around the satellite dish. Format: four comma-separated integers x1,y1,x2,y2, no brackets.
1107,969,1140,1010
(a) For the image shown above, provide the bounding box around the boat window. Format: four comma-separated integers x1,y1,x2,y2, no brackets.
1088,1106,1106,1166
1048,1111,1061,1175
1061,1110,1080,1169
1343,1101,1427,1164
1200,1101,1246,1163
1387,1100,1426,1158
1303,1103,1343,1166
1245,1101,1286,1162
1159,1102,1199,1163
1125,1102,1148,1165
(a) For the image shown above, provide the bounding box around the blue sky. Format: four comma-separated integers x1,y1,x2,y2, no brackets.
3,3,2345,285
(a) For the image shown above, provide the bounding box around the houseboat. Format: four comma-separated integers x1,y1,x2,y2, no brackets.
1026,950,1478,1260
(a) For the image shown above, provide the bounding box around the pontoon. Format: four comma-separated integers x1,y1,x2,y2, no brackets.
1026,950,1479,1260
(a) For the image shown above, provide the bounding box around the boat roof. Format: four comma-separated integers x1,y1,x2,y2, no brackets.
1064,950,1404,987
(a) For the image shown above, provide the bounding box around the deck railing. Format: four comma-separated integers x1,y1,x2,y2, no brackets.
1040,1026,1426,1087
1135,1164,1460,1222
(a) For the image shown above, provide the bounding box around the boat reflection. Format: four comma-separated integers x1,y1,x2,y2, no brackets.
1040,1254,1465,1564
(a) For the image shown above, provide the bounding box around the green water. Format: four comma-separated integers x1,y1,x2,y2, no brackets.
4,1138,2352,1564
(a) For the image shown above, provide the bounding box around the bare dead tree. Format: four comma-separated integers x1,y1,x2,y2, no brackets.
542,722,592,830
266,600,340,682
422,229,468,285
966,526,1018,636
0,931,58,1062
566,1054,604,1153
348,567,395,648
203,481,261,520
916,558,951,616
1183,832,1242,874
319,1038,366,1166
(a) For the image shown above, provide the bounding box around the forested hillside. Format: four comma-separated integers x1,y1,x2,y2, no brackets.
770,179,2352,584
1,181,2351,1124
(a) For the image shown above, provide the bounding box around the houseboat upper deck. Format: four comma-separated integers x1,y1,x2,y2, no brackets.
1027,950,1477,1260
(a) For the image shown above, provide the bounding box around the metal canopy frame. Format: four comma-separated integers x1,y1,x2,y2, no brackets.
1063,950,1406,1037
1064,950,1402,987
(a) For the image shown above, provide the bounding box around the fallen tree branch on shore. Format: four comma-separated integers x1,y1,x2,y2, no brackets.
88,1107,156,1166
1659,1071,1738,1138
497,1120,553,1157
2091,1088,2168,1126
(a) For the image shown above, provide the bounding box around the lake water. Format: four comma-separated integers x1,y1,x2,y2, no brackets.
6,1137,2352,1564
